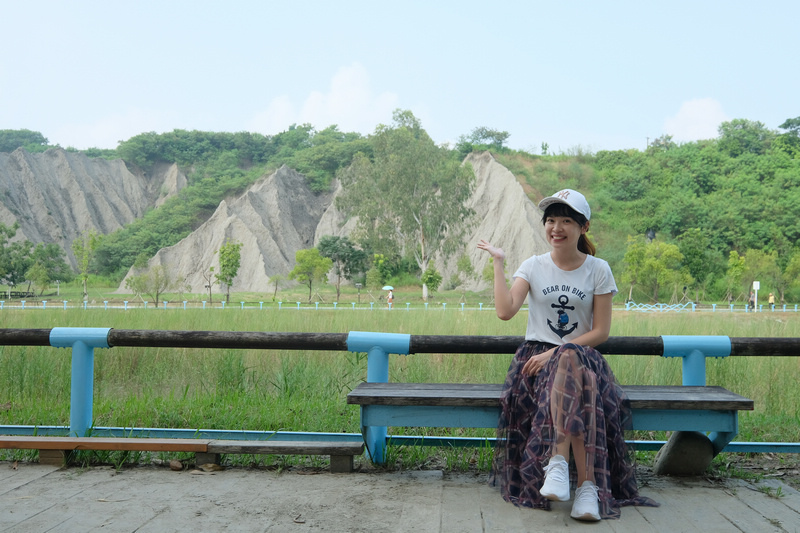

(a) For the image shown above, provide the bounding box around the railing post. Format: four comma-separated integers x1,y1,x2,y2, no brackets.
661,335,731,386
347,331,411,465
49,327,112,437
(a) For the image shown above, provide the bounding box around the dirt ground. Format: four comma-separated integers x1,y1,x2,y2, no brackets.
714,452,800,490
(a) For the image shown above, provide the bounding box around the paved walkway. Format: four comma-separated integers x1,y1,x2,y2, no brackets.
2,462,799,532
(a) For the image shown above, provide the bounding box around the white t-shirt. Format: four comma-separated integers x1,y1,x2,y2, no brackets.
513,253,618,345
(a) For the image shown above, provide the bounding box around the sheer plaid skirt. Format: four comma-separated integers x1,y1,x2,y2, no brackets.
490,341,658,518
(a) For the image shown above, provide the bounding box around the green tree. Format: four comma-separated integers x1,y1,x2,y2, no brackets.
0,129,49,153
317,235,367,301
288,248,333,301
216,241,243,303
622,237,691,302
620,236,647,302
71,230,99,300
31,243,74,284
774,116,800,157
268,273,286,302
743,249,781,304
455,126,511,156
717,119,775,157
201,266,216,305
25,261,49,296
421,267,442,295
0,222,20,283
455,253,476,287
337,109,476,301
677,228,722,300
783,250,800,302
365,266,382,292
725,250,746,302
125,264,176,305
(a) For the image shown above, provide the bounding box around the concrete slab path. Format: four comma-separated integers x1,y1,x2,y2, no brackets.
2,462,799,532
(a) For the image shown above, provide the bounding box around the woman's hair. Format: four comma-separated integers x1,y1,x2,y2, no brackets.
541,203,597,256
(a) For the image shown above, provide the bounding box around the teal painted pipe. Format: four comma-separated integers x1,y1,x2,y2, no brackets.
661,335,731,386
50,328,111,437
347,331,410,463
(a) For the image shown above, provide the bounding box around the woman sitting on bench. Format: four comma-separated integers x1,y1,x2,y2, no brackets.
478,189,657,521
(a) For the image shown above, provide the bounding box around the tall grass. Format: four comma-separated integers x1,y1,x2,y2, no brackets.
1,308,799,464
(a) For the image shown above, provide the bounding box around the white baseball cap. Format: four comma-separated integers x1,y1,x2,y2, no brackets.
538,189,591,220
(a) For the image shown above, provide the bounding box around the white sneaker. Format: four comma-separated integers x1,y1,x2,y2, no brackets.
571,480,601,521
540,455,570,501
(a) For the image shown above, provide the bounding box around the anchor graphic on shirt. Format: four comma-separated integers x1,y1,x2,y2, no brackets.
548,294,578,338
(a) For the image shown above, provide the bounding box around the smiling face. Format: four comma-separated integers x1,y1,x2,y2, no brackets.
544,215,587,249
541,203,590,252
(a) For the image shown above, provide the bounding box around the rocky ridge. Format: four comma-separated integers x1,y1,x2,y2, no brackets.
0,147,186,265
0,147,551,295
119,151,550,294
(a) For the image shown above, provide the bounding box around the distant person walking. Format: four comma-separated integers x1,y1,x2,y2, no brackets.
748,291,755,311
387,289,393,308
769,293,775,310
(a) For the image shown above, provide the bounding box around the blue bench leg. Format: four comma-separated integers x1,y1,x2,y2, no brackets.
708,431,734,456
363,418,387,464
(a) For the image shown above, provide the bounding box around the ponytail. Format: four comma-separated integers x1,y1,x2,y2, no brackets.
578,234,596,256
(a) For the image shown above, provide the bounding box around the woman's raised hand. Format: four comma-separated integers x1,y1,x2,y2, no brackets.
477,239,505,260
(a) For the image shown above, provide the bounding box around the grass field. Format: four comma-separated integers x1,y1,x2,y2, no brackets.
2,285,799,470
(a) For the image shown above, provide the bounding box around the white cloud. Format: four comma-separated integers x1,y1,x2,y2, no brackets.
663,98,729,143
248,62,398,135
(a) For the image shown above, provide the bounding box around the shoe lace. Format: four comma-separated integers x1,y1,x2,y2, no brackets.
543,460,568,482
576,482,598,503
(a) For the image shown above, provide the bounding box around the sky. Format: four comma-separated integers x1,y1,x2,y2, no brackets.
1,0,797,154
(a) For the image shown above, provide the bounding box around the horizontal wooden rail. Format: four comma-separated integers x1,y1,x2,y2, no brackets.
2,328,800,357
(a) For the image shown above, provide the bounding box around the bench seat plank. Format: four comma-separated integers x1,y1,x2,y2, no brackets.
347,383,753,411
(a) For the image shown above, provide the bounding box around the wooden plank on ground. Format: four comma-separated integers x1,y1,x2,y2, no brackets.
207,440,363,456
0,436,209,452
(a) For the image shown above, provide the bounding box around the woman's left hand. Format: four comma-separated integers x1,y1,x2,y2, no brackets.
522,347,555,376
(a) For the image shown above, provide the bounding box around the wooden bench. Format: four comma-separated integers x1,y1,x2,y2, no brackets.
5,291,35,299
0,436,364,473
347,383,753,467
